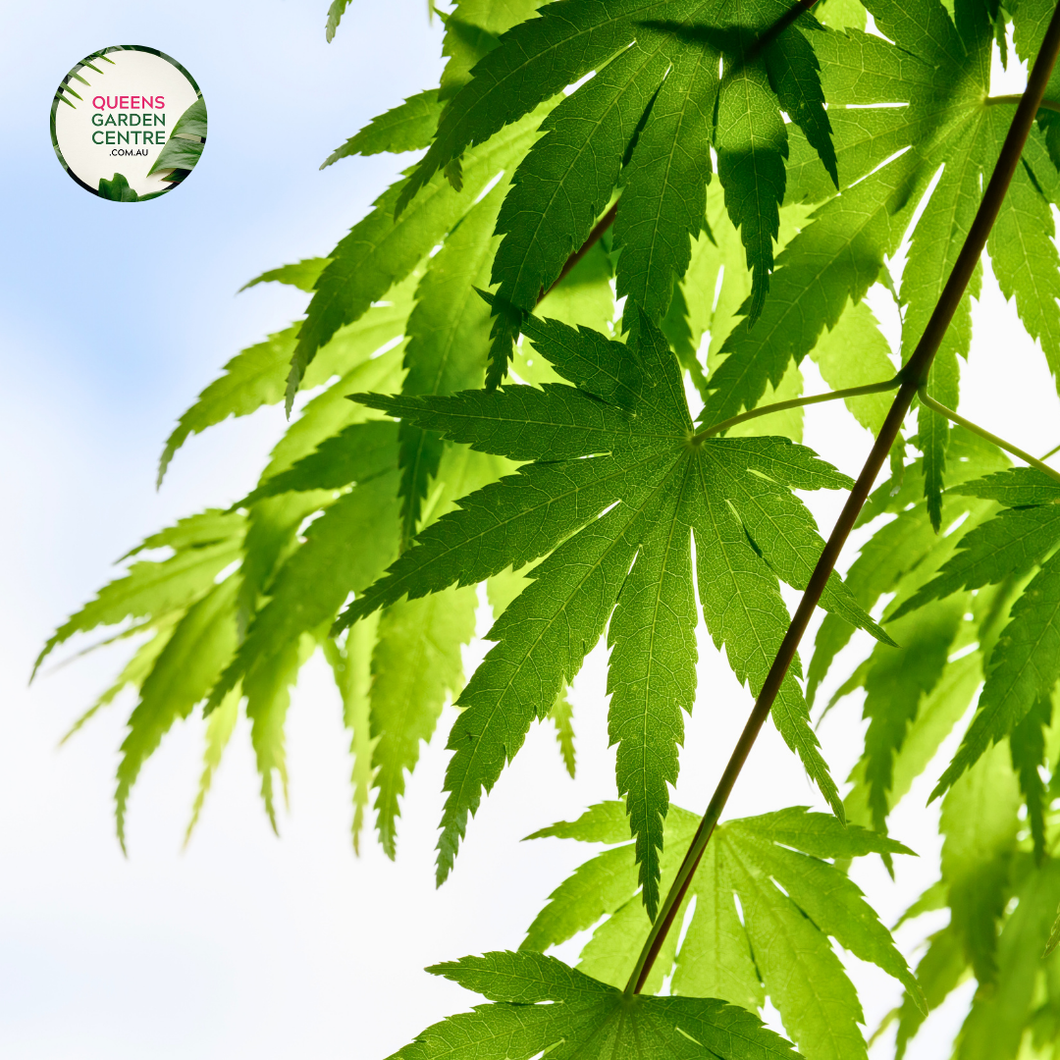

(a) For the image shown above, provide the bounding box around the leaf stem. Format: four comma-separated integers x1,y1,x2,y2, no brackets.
987,93,1060,116
693,376,902,441
623,0,1060,998
917,387,1060,484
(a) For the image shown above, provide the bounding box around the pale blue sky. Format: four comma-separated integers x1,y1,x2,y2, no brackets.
2,4,1054,1058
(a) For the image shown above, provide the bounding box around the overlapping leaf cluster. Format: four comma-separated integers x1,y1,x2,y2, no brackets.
873,742,1060,1060
383,0,841,386
37,1,1060,1057
809,444,1060,1057
40,0,875,862
38,2,617,854
698,0,1060,526
520,802,919,1060
34,274,492,850
339,306,885,910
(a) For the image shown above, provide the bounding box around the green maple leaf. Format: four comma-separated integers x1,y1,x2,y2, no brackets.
325,0,351,42
65,338,409,840
807,432,1009,706
1014,0,1060,173
437,1,546,102
158,276,413,485
115,576,240,847
118,234,509,844
700,0,1060,519
1009,696,1052,861
225,404,504,840
33,510,248,840
878,469,1060,802
883,742,1022,1057
669,186,815,418
889,927,967,1060
808,439,1035,842
548,689,577,777
953,856,1060,1060
884,740,1060,1060
523,803,920,1060
323,614,378,852
397,176,505,545
59,615,182,748
287,104,550,409
404,0,836,380
890,489,1060,623
320,90,443,168
820,452,1060,882
935,549,1060,801
941,739,1023,986
235,476,400,828
232,274,415,624
34,510,245,678
856,596,968,840
941,741,1021,987
239,257,331,292
184,686,239,846
337,308,885,912
371,588,477,857
384,950,796,1060
697,14,937,427
844,649,984,851
370,442,509,856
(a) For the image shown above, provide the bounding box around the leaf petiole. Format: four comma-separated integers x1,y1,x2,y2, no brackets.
917,387,1060,484
693,375,903,443
986,93,1060,116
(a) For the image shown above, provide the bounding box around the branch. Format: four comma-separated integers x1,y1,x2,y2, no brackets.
623,0,1060,997
538,202,619,305
918,387,1060,485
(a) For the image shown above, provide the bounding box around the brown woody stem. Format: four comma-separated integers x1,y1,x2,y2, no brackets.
623,0,1060,998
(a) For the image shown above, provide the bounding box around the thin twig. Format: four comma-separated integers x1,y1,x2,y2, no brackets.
693,376,902,442
918,388,1060,484
623,0,1060,998
987,93,1060,115
538,202,619,305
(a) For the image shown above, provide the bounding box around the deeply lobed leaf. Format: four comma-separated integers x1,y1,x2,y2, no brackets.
523,803,919,1060
386,949,797,1060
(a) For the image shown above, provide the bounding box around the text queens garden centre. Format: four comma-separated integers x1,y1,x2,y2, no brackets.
51,47,204,200
91,96,168,152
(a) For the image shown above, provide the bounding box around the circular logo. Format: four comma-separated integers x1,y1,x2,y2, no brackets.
51,46,206,201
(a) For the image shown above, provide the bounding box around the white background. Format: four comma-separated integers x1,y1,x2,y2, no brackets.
1,3,1056,1059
